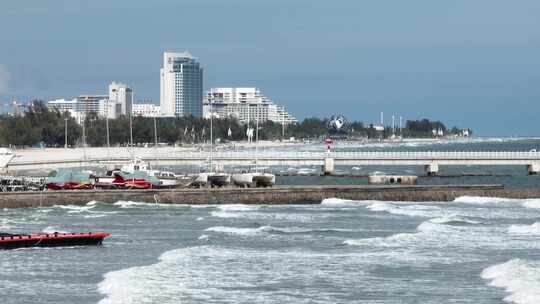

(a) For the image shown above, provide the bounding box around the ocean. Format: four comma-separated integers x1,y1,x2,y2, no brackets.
1,138,540,303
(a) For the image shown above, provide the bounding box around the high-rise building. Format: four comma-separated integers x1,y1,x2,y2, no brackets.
108,82,133,118
203,87,297,125
160,51,203,117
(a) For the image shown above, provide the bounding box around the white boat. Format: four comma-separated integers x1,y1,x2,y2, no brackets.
193,172,231,188
120,158,185,187
231,103,276,188
232,172,275,188
0,148,15,170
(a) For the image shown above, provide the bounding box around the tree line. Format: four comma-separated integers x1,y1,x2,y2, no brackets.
0,100,471,148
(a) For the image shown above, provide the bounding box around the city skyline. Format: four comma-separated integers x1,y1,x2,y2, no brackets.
1,1,540,135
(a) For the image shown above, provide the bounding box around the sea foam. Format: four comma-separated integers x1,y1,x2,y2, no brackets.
366,202,443,218
320,198,360,206
453,196,512,204
508,222,540,235
481,259,540,304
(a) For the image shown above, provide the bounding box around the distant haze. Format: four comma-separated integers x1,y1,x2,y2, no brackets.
1,0,539,136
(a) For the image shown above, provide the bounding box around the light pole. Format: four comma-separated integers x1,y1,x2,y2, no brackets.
210,100,213,172
82,115,87,161
64,117,68,149
129,113,134,159
106,115,110,159
153,116,158,147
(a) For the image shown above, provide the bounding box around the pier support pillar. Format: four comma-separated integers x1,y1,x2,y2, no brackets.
425,163,439,176
323,158,334,176
528,162,540,175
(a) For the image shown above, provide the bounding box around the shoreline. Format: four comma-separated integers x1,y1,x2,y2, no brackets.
1,184,539,209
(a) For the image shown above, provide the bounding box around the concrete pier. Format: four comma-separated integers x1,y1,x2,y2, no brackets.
1,184,539,209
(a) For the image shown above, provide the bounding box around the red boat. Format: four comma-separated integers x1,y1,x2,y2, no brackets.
0,232,111,250
95,173,153,189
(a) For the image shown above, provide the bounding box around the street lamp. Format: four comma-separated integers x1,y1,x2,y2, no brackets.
64,117,68,149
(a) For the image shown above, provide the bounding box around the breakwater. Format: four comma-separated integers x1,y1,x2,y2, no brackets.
1,184,539,209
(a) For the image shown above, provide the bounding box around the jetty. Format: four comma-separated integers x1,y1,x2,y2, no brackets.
5,148,540,176
1,184,539,209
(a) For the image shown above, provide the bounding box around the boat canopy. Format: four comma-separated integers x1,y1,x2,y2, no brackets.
117,171,162,186
46,169,93,184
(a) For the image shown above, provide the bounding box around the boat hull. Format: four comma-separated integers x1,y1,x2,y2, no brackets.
0,232,111,250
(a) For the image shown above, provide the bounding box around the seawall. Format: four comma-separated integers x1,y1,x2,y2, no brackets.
0,184,539,209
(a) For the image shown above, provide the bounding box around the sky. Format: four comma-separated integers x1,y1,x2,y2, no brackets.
1,0,539,135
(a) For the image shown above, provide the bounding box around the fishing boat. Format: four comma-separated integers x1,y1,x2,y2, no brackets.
95,171,161,189
45,169,95,190
120,158,186,187
0,232,111,250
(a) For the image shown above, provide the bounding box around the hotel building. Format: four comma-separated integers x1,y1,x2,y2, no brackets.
203,87,297,125
160,51,203,117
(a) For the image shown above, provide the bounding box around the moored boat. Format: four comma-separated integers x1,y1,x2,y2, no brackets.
232,172,275,188
0,232,111,250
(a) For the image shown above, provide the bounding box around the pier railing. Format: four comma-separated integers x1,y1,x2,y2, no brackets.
5,148,540,169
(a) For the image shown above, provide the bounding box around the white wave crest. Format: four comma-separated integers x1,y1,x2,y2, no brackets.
54,204,95,213
523,200,540,209
113,201,151,208
508,222,540,235
453,196,512,204
481,259,540,304
321,198,359,206
204,225,344,236
42,226,68,234
0,219,13,230
210,211,240,218
344,233,417,247
216,204,260,212
429,215,481,225
205,226,272,236
366,202,442,217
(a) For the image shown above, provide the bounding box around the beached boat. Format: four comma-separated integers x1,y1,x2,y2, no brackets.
193,172,231,188
232,172,275,188
0,232,111,250
121,158,185,187
45,169,95,190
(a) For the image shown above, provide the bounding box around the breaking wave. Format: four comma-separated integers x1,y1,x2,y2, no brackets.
42,226,68,234
454,196,540,210
523,200,540,209
481,259,540,304
113,201,153,208
216,204,260,212
366,202,443,217
205,225,351,237
429,215,481,225
344,233,417,248
453,196,512,204
205,226,271,236
508,222,540,235
321,198,361,206
53,204,95,213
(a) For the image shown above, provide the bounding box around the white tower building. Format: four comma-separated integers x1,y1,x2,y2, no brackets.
108,82,133,118
160,51,203,117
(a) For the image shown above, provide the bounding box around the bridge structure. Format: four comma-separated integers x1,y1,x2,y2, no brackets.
5,150,540,175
